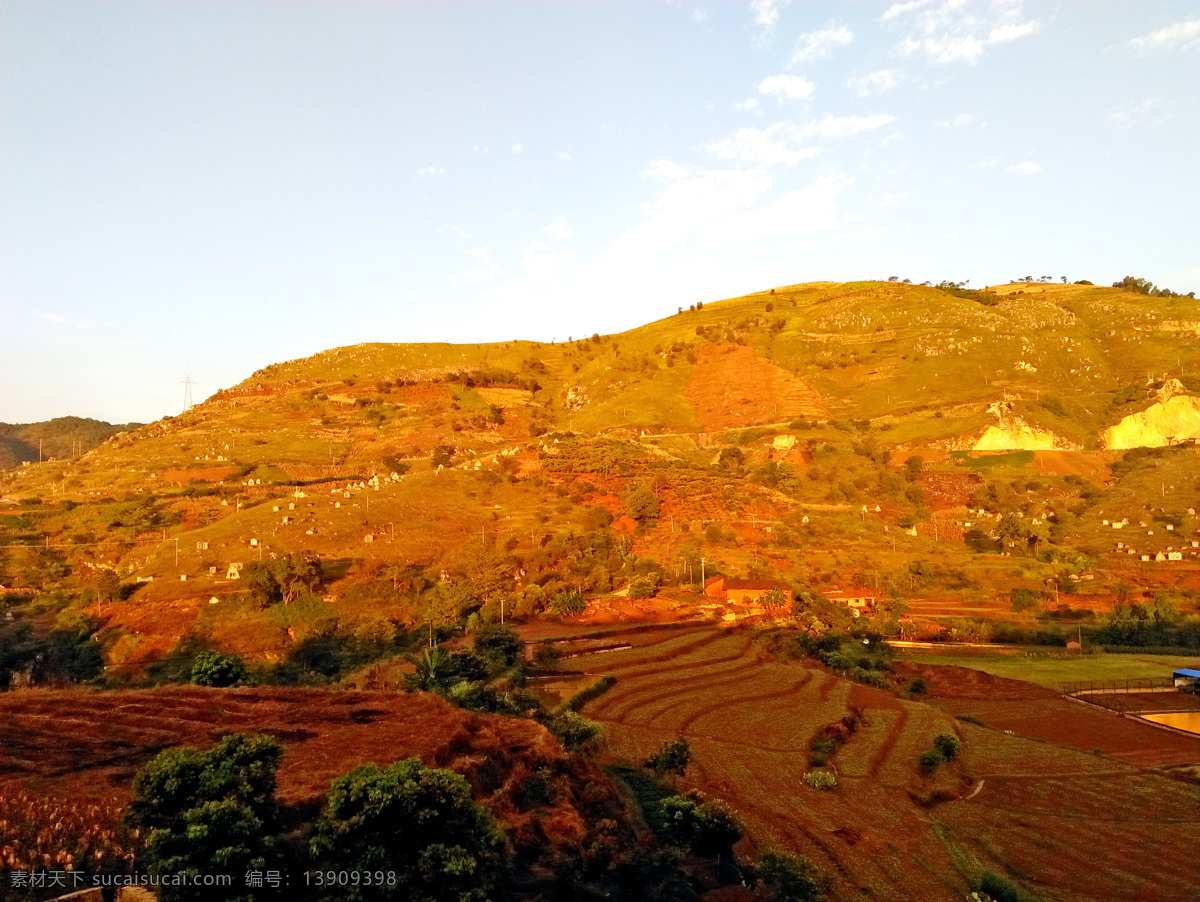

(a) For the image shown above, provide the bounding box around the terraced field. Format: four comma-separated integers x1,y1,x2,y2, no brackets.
572,625,1200,902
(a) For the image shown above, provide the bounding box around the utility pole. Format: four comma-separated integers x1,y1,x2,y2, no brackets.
174,538,179,567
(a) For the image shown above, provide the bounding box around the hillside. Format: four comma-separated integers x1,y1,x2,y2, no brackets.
0,416,138,469
1,280,1199,674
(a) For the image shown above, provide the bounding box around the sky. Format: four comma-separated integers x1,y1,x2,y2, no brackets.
1,0,1198,424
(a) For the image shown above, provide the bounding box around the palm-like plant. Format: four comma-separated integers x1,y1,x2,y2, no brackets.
405,646,450,690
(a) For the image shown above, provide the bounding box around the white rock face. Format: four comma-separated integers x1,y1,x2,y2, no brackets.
973,419,1064,451
1102,393,1200,449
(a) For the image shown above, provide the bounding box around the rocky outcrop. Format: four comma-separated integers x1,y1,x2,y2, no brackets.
1102,382,1200,449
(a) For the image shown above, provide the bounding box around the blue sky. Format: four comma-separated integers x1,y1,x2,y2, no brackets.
2,0,1198,423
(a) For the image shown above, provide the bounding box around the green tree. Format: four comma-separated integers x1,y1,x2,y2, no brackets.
473,623,523,669
644,737,691,778
310,758,505,902
625,483,661,522
271,553,322,605
659,791,742,857
126,734,282,902
190,650,248,687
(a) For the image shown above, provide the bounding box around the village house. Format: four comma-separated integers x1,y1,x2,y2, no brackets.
704,576,793,606
824,586,879,616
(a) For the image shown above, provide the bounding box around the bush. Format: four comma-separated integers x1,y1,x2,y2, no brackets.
918,748,944,773
908,677,927,696
644,737,691,777
473,623,523,669
659,791,743,856
933,733,961,760
126,734,282,902
311,758,505,902
758,850,827,902
189,650,248,687
548,588,585,616
803,770,837,791
545,711,604,754
629,575,660,599
979,870,1042,902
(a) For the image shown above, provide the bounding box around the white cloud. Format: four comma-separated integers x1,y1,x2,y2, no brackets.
1007,161,1041,176
554,151,572,160
522,241,574,281
465,246,500,282
848,69,903,96
757,74,816,101
35,311,87,328
1108,98,1166,130
735,97,762,112
707,126,822,168
414,165,445,178
938,113,980,128
694,173,851,250
541,216,575,241
789,24,853,65
692,8,707,23
511,143,525,155
706,114,894,168
805,113,896,139
882,0,931,22
884,0,1039,64
1130,18,1200,53
750,0,791,45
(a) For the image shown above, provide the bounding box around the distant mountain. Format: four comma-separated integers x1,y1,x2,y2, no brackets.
0,417,140,469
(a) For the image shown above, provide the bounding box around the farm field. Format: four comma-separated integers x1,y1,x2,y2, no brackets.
0,686,567,807
570,625,1200,902
899,648,1199,689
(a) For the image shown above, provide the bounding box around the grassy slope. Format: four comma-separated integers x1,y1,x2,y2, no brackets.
2,280,1199,664
902,648,1199,688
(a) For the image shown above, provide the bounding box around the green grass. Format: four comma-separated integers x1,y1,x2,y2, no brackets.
950,450,1035,470
903,648,1198,689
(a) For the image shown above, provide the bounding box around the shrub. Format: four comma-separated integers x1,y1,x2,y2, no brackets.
918,748,944,773
545,711,604,754
473,623,523,669
189,651,247,688
629,576,660,599
659,791,743,856
907,678,927,696
126,734,282,902
933,732,961,760
979,870,1042,902
803,770,836,791
311,758,505,902
644,737,691,777
548,588,585,616
758,850,827,902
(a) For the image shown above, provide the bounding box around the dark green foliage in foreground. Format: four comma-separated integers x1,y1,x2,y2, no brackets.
310,758,506,902
126,733,282,902
658,791,742,857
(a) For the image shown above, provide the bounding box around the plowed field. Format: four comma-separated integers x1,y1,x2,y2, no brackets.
571,625,1200,902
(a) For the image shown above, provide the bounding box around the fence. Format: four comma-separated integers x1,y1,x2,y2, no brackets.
1062,677,1179,712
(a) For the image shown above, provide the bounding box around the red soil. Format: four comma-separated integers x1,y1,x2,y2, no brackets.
898,662,1200,769
683,344,827,431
